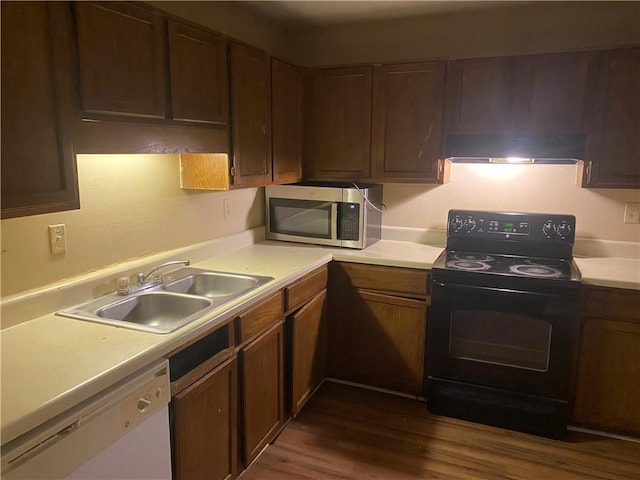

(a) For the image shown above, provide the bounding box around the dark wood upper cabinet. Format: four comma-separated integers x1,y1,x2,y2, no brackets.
511,52,591,134
583,47,640,188
168,21,229,125
272,59,303,184
444,57,511,134
371,62,446,181
307,67,373,180
75,1,166,119
230,43,272,187
1,2,79,219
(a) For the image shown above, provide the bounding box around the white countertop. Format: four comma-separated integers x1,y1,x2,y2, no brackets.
2,231,638,447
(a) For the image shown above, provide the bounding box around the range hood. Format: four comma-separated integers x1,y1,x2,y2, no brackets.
444,134,586,164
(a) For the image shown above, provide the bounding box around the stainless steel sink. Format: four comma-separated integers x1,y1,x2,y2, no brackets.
56,267,274,334
162,271,263,298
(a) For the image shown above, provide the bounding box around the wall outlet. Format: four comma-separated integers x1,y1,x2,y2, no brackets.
48,224,67,255
624,202,640,224
223,198,231,219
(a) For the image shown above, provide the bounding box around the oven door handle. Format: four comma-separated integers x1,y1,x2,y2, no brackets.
432,280,569,298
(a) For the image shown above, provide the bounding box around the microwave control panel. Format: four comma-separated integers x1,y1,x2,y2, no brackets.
339,203,360,240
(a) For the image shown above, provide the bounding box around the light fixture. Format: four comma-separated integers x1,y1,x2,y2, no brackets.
489,157,535,164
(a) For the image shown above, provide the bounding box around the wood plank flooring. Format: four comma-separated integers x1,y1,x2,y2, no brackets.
240,381,640,480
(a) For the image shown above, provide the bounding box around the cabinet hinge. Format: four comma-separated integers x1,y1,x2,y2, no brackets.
585,160,592,184
230,166,236,177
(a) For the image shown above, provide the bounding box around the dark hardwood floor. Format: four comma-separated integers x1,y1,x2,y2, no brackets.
241,381,640,480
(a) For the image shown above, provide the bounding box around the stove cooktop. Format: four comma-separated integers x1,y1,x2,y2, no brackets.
433,250,582,283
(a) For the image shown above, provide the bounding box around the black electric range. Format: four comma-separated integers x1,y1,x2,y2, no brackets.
426,210,583,439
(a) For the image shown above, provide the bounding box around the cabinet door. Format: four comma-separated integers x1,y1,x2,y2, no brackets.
230,43,272,187
444,57,511,135
583,48,640,188
75,2,166,118
307,67,372,179
168,21,229,125
371,62,445,181
511,52,590,134
290,289,327,417
272,59,303,184
573,318,640,436
240,322,284,466
1,2,79,219
172,357,237,480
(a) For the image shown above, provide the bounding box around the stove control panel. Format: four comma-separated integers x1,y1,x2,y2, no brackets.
448,210,576,243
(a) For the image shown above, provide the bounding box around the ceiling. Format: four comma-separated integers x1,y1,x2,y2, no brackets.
244,1,532,27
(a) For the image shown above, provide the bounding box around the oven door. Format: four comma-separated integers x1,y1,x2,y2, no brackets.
428,279,580,400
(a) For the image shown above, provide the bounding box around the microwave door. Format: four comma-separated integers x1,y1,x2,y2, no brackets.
268,198,339,246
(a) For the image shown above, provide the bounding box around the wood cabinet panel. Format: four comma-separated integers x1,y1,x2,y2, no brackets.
272,59,303,184
172,356,237,480
290,289,327,417
240,322,285,466
75,2,166,118
583,47,640,188
583,286,640,322
307,67,372,179
1,1,79,219
230,43,272,187
236,291,284,346
338,262,429,297
285,266,328,312
511,52,590,134
444,57,511,134
168,21,229,125
371,62,445,181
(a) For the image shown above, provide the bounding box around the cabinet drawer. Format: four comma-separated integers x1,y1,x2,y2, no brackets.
337,262,430,297
584,287,640,322
236,291,284,345
285,265,328,311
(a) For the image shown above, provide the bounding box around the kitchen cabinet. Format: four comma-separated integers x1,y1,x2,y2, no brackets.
371,62,446,182
582,47,640,188
328,262,430,396
236,292,285,467
230,43,272,188
1,1,79,219
307,66,373,180
75,1,166,119
272,58,304,184
573,286,640,436
168,20,229,125
169,325,237,480
284,266,329,417
444,57,511,134
444,52,590,137
172,357,238,480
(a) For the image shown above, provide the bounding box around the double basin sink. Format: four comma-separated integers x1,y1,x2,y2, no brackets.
56,267,274,334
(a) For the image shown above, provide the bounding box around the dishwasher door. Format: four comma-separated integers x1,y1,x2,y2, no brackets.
1,359,172,480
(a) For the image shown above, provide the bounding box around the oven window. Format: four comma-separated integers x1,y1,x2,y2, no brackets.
270,199,333,239
449,311,552,372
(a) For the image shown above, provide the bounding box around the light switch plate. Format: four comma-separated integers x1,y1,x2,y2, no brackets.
48,224,67,254
624,202,640,224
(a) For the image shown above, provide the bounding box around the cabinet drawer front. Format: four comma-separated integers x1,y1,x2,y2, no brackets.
338,262,429,297
584,287,640,322
285,266,328,311
237,291,284,344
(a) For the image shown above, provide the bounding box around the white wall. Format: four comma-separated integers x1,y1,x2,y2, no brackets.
0,155,264,297
382,164,640,243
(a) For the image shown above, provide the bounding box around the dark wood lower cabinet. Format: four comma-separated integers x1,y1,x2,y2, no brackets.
240,322,285,467
290,289,327,417
171,356,237,480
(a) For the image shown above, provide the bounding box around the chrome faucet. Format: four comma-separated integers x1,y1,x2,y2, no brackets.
118,260,191,295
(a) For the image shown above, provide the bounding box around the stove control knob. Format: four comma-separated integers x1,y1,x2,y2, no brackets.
466,218,477,232
450,217,464,232
542,221,554,238
556,223,571,238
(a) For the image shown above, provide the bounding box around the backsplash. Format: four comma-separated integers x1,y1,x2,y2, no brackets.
382,163,640,243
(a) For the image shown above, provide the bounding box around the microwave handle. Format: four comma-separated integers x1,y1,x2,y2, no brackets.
331,203,338,241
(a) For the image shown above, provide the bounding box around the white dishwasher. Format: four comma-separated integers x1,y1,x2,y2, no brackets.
1,359,172,479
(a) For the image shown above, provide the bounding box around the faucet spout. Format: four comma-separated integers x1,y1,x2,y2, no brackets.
138,260,191,285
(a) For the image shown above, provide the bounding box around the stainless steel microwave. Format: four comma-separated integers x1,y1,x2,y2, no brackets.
265,183,383,249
